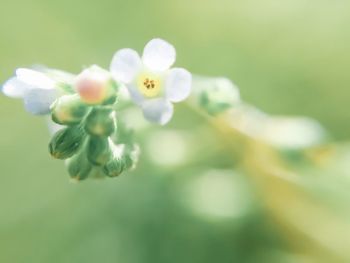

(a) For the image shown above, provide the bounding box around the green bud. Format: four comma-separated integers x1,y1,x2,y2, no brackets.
51,94,89,125
87,136,112,166
84,107,116,137
66,150,92,181
196,77,240,115
103,156,125,177
102,144,137,177
49,126,85,159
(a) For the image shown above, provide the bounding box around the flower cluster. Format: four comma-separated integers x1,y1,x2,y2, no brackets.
1,38,192,180
1,38,327,183
48,65,139,180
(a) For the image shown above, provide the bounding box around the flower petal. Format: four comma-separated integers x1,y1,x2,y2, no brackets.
165,68,192,102
141,98,174,125
16,68,55,90
37,67,75,85
2,77,30,98
126,84,145,106
110,48,142,83
142,39,176,72
23,88,58,115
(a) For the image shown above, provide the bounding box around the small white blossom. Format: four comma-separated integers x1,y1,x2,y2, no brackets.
2,68,58,115
110,38,192,125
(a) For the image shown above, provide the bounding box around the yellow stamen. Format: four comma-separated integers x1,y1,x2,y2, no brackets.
137,72,162,98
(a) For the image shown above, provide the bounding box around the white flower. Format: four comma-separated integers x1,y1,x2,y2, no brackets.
2,68,58,115
110,38,192,125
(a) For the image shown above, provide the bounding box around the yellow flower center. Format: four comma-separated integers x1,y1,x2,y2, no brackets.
137,72,162,98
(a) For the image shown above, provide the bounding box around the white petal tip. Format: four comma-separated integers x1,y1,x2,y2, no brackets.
110,48,142,83
142,99,174,125
142,38,176,72
165,68,192,103
16,68,55,90
2,77,28,98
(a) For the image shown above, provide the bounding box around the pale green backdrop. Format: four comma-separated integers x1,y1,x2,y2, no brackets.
1,0,350,262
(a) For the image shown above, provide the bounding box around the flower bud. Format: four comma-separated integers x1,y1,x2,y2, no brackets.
197,77,240,115
103,145,129,177
103,156,125,177
51,94,89,125
87,136,113,166
66,150,92,181
84,107,116,137
75,65,116,105
49,126,86,159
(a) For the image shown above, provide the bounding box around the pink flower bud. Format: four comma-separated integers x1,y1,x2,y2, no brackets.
75,66,110,104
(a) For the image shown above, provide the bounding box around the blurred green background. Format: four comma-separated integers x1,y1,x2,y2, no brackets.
1,0,350,262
